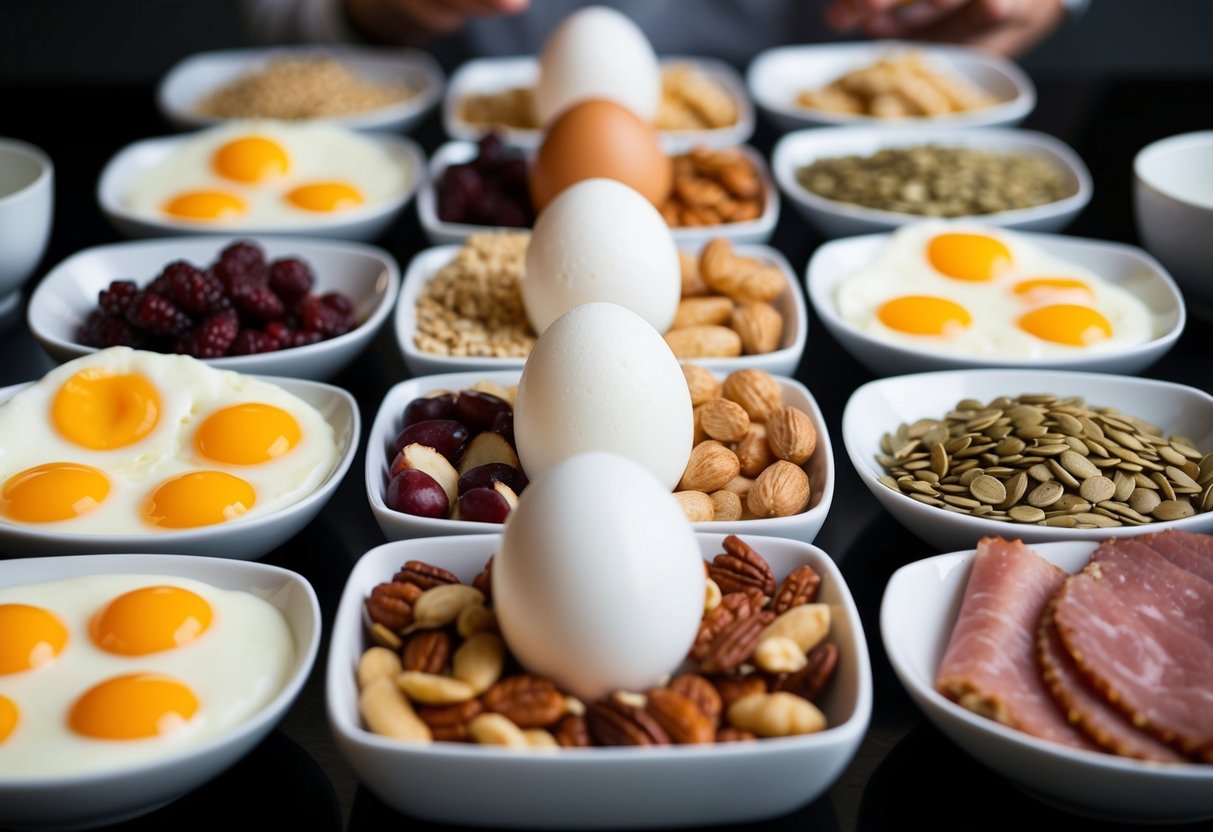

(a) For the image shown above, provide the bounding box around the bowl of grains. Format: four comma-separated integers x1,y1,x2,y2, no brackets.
443,55,754,153
157,46,444,133
842,369,1213,552
395,233,807,377
772,126,1091,239
746,42,1034,134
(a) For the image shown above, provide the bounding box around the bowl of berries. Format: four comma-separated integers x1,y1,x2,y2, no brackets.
416,134,535,245
27,236,399,380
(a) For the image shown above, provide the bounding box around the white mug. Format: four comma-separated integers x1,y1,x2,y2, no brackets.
0,137,54,315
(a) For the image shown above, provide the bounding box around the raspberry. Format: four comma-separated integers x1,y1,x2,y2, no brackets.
215,241,268,291
291,330,324,348
232,283,286,322
299,293,357,337
77,311,140,348
98,280,140,314
264,321,293,343
126,291,192,337
269,258,314,301
230,329,282,355
164,261,226,315
177,309,239,358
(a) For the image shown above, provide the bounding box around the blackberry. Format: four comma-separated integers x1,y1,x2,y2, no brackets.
232,283,286,322
269,258,314,301
126,291,192,337
264,321,293,344
300,293,356,337
230,329,282,355
97,280,140,314
291,329,324,348
179,309,240,358
215,241,269,291
77,310,139,348
164,261,226,315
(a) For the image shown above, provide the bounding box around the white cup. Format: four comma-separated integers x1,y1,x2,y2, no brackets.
1133,130,1213,315
0,138,54,316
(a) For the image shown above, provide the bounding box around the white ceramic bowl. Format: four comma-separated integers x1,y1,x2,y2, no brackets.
396,240,805,377
443,55,755,153
27,236,399,380
0,137,54,317
882,539,1213,823
0,375,359,559
0,552,320,830
418,140,779,247
772,126,1091,239
842,369,1213,552
746,41,1035,134
367,370,833,543
806,228,1185,376
156,45,444,133
1133,130,1213,316
97,131,424,241
328,532,871,829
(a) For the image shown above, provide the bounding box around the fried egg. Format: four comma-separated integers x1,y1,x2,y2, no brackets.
0,573,293,778
125,120,410,226
0,347,339,534
836,222,1155,358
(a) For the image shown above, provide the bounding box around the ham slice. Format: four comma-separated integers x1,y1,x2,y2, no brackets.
936,536,1095,750
1136,529,1213,586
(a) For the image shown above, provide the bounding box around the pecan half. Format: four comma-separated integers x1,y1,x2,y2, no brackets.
710,535,776,596
699,610,775,674
716,727,758,743
401,629,453,674
587,694,671,746
669,673,723,726
365,581,424,633
691,591,758,661
482,675,565,728
473,556,493,601
776,642,839,702
552,713,591,748
416,700,483,742
710,673,769,710
645,688,714,744
393,560,460,591
772,564,822,614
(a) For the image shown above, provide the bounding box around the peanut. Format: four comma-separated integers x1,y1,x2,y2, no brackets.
452,632,506,695
759,603,830,653
468,713,529,749
727,692,826,737
360,677,432,743
754,636,809,674
358,646,403,689
412,584,485,629
396,671,476,705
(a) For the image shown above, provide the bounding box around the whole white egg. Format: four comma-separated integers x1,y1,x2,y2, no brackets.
523,178,680,335
513,302,692,491
533,5,661,126
493,451,705,702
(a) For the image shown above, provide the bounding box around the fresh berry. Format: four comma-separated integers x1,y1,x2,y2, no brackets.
291,330,323,348
215,241,268,291
299,293,356,336
164,261,226,315
78,310,139,348
269,258,314,300
229,329,281,355
126,291,192,336
98,280,140,314
232,283,286,322
177,309,239,358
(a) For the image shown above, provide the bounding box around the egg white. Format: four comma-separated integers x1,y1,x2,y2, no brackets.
0,347,340,535
0,573,294,778
125,119,411,227
835,221,1156,358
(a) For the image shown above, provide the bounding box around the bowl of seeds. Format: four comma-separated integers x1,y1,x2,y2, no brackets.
772,126,1091,239
842,369,1213,552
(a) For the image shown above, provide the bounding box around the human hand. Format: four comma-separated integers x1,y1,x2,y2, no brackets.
824,0,1066,58
344,0,530,46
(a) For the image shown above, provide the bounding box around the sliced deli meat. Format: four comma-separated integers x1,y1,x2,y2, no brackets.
1136,529,1213,586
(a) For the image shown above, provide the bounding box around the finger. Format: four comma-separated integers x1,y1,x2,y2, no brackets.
862,0,1015,39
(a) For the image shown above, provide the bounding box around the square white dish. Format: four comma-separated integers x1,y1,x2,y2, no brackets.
842,369,1213,553
0,552,320,830
882,539,1213,823
771,126,1091,239
0,374,359,559
97,130,424,242
156,45,445,133
746,41,1035,134
396,239,805,377
327,532,871,828
418,140,779,247
443,55,754,153
27,235,400,380
366,370,833,544
806,227,1185,376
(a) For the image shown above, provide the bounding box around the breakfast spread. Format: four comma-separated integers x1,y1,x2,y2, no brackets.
0,347,340,532
795,50,999,118
0,573,294,775
836,224,1154,358
875,392,1212,527
125,119,410,225
76,240,358,357
937,532,1212,762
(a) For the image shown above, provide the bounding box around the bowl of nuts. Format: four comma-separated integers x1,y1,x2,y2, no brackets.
327,532,872,828
746,42,1035,134
772,126,1091,239
396,234,806,377
842,369,1213,552
366,366,833,543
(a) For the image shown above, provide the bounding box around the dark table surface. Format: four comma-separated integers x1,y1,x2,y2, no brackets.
2,73,1212,831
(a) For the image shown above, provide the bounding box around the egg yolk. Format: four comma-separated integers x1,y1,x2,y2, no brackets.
53,369,160,450
1012,277,1095,304
927,233,1013,282
90,586,212,656
194,403,300,465
69,673,198,740
285,182,363,213
2,463,110,523
163,191,246,220
0,604,68,674
142,471,256,529
877,295,973,336
212,136,289,184
1018,304,1113,346
0,695,17,743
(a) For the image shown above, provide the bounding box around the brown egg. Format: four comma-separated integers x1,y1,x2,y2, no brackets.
529,98,672,213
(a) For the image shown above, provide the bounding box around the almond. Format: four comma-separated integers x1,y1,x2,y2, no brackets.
458,432,519,476
735,423,774,478
678,441,741,493
682,364,722,406
766,406,817,465
721,369,782,422
680,250,710,297
730,301,783,355
671,297,734,330
665,325,742,360
747,461,811,518
393,443,459,506
699,239,784,303
674,490,714,522
699,398,750,442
